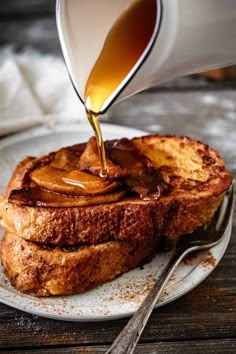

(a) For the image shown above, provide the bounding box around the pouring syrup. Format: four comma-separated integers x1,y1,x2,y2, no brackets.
84,0,157,175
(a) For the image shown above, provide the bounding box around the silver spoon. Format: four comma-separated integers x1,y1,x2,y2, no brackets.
106,181,235,354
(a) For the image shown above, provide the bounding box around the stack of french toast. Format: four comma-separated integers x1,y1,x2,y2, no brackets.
0,134,232,297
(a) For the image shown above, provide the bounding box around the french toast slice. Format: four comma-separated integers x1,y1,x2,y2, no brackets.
1,231,160,296
0,135,232,245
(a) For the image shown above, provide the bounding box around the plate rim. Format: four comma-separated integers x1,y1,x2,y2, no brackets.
0,123,232,322
0,122,148,149
0,222,231,322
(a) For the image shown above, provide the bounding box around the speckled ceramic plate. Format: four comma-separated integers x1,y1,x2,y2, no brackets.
0,123,233,321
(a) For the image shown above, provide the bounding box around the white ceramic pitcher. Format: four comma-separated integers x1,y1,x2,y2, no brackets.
56,0,236,113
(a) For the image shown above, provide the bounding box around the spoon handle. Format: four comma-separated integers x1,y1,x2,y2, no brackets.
106,247,187,354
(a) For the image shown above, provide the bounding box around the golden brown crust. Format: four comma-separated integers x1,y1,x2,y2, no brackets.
0,135,232,244
0,192,225,244
1,232,160,296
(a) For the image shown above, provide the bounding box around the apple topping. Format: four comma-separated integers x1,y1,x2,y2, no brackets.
79,137,126,179
8,187,126,207
30,165,119,196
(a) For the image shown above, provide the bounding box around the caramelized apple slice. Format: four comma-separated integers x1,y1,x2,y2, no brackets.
30,165,119,196
51,148,79,170
8,187,126,207
51,145,84,170
79,137,126,179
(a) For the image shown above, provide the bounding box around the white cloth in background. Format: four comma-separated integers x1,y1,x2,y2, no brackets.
0,49,86,136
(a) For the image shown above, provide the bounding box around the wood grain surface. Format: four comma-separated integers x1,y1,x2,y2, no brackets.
0,2,235,353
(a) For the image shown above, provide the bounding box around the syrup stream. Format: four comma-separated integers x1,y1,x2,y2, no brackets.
84,0,157,176
86,109,107,177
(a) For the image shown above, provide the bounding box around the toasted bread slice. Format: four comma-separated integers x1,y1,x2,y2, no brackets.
0,135,232,245
1,232,160,296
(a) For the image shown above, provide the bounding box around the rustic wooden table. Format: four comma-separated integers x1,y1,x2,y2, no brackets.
0,1,235,353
